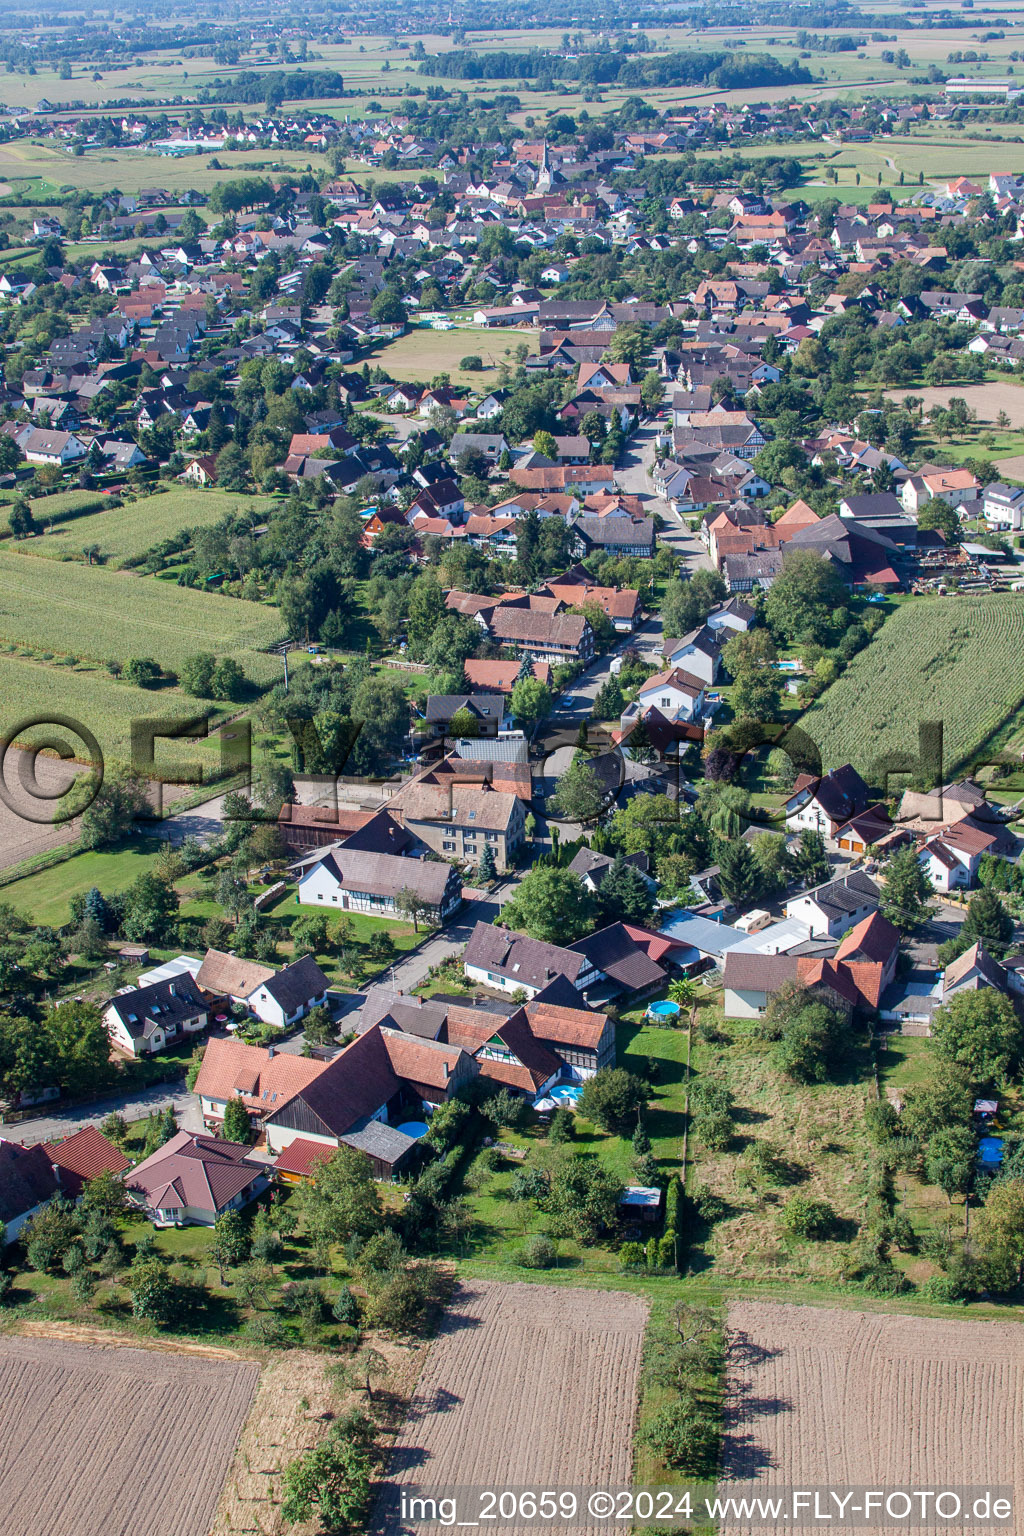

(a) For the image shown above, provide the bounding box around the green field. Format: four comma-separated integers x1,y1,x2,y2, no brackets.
0,549,284,678
20,487,276,567
802,594,1024,785
0,651,237,770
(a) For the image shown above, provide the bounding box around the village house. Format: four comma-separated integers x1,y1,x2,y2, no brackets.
294,846,463,924
127,1131,269,1227
102,975,208,1057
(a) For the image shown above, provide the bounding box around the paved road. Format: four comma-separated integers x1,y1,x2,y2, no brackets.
11,1080,205,1147
144,790,231,845
615,418,716,573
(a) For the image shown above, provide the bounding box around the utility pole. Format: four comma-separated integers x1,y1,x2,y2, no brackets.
283,649,289,693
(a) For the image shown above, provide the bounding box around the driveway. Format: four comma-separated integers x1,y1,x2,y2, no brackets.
12,1079,204,1147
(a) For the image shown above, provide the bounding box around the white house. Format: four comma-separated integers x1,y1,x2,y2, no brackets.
784,871,880,939
983,482,1024,530
631,665,707,723
103,976,208,1057
20,428,87,466
247,954,331,1029
295,846,463,925
901,467,980,515
705,598,755,635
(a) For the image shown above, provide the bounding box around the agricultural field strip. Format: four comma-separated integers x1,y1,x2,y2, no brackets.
22,490,274,564
801,596,1024,778
377,1281,647,1536
0,652,230,769
0,1334,259,1536
722,1302,1024,1536
0,550,284,678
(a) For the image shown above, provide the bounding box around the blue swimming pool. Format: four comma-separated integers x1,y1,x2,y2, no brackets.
647,1000,681,1019
396,1121,429,1139
550,1085,583,1106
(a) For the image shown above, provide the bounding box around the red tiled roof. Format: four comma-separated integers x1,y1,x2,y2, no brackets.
44,1125,129,1199
273,1138,335,1178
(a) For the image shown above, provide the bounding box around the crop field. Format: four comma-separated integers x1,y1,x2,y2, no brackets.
801,595,1024,785
888,384,1024,430
0,1333,258,1536
376,1281,646,1535
0,550,284,679
721,1302,1024,1535
0,652,233,777
21,488,276,566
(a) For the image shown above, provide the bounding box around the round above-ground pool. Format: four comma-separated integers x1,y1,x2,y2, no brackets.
979,1136,1004,1165
647,999,681,1021
549,1085,583,1107
396,1121,429,1138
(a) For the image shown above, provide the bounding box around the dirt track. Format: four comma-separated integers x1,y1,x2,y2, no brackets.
0,1333,258,1536
722,1301,1024,1535
375,1280,647,1535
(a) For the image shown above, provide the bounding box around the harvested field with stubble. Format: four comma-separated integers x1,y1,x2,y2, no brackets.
375,1281,647,1536
721,1302,1024,1536
0,1333,259,1536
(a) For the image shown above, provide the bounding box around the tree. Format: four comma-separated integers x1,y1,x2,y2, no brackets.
917,499,961,545
533,429,557,458
499,865,596,943
596,855,656,925
780,1194,837,1239
640,1395,720,1476
395,886,434,933
962,888,1014,958
763,550,849,645
121,872,179,944
122,657,161,687
303,1004,336,1048
509,676,552,730
758,982,846,1084
545,1152,621,1244
222,1096,254,1144
578,1067,649,1133
302,1145,383,1248
974,1179,1024,1293
8,501,35,539
925,1125,976,1201
293,913,329,955
791,828,829,887
179,652,217,698
931,989,1023,1084
550,755,606,824
716,839,762,906
45,1001,113,1097
211,657,246,701
128,1256,180,1323
477,842,497,882
879,845,933,930
79,771,148,850
211,1209,250,1281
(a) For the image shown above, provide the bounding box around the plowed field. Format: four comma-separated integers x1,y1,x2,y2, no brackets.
722,1301,1024,1535
376,1281,647,1535
0,1334,259,1536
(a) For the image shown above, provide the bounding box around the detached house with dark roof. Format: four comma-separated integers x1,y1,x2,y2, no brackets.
463,920,587,997
0,1139,59,1242
785,871,881,940
103,974,208,1057
784,764,872,840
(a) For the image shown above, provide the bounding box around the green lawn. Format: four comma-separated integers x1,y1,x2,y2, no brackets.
5,838,169,925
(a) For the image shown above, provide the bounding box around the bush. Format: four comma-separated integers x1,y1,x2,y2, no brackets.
460,354,484,370
640,1395,720,1477
517,1233,557,1269
780,1194,837,1240
332,1285,360,1325
618,1240,647,1271
486,1087,532,1131
921,1273,968,1304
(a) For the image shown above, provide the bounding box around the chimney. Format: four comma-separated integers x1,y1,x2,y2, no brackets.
267,1045,276,1059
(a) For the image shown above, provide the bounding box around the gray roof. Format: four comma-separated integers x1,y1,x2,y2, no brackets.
105,974,206,1041
799,870,879,920
340,1118,419,1165
464,920,586,989
298,847,457,904
359,985,447,1038
260,954,330,1013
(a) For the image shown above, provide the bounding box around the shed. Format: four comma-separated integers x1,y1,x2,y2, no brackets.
618,1185,663,1222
